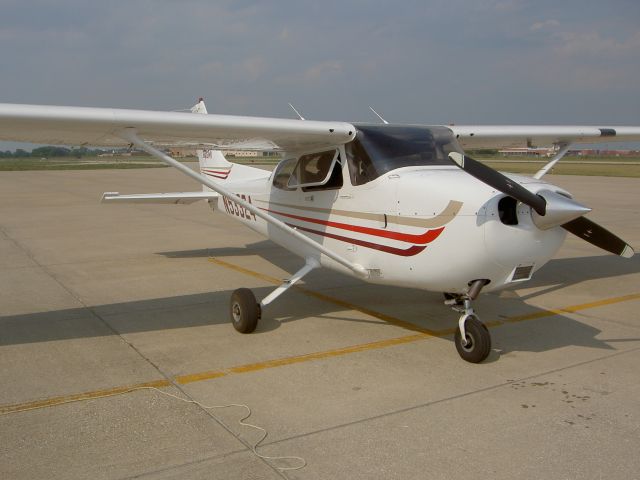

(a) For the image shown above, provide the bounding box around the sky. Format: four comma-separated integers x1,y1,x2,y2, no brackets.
1,0,639,150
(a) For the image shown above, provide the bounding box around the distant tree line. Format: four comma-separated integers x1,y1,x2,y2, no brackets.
0,146,107,158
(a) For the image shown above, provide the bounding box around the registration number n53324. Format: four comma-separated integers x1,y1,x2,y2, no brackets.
222,194,257,221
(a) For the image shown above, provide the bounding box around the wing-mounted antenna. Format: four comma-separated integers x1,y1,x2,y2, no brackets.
369,106,389,125
288,103,305,120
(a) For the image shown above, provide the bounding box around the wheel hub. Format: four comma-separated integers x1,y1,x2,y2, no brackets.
461,334,475,352
232,303,241,322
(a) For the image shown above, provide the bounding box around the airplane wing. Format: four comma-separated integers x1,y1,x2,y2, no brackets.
449,125,640,149
0,103,355,152
0,102,368,277
2,103,638,151
101,191,218,204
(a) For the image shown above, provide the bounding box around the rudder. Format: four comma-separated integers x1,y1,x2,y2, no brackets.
190,98,268,190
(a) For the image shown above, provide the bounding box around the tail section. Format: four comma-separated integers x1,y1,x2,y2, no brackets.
190,98,270,191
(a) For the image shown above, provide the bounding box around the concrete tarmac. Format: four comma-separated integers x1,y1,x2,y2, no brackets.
1,167,639,479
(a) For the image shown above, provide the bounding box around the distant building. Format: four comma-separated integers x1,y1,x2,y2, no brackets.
168,148,197,158
499,147,554,157
499,147,640,158
226,150,260,157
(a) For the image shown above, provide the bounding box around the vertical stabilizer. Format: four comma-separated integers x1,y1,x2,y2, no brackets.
189,98,271,189
191,99,236,191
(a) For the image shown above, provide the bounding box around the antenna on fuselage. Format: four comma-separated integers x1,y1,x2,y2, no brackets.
288,103,306,120
369,106,389,125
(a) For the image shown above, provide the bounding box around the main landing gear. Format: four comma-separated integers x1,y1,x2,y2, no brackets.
229,258,319,334
230,288,261,333
229,262,492,364
444,279,492,363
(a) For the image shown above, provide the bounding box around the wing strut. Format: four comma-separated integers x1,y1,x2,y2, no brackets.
119,128,368,277
533,143,571,180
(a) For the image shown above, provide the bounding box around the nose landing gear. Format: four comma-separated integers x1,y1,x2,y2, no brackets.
453,306,491,363
445,280,492,363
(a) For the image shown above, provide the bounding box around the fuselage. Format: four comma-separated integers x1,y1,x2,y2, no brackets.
215,158,567,295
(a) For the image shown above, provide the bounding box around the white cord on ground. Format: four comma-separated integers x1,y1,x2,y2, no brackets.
137,387,307,472
8,385,306,472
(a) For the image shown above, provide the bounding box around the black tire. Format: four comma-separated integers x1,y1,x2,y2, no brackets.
454,316,491,363
230,288,260,333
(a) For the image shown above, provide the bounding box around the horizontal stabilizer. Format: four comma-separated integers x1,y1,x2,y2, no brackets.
101,191,218,205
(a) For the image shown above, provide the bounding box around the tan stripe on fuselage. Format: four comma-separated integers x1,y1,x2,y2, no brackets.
254,199,463,228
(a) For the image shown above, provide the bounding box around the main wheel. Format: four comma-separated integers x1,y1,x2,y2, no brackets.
230,288,260,333
454,315,491,363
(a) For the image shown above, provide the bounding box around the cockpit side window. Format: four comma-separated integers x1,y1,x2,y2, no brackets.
345,137,377,186
345,125,462,185
293,150,336,186
302,153,343,192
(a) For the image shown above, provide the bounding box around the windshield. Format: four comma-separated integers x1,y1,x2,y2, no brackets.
345,125,462,185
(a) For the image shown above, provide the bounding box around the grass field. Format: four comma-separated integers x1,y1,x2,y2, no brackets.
0,156,166,171
478,155,640,177
1,154,639,177
0,155,281,171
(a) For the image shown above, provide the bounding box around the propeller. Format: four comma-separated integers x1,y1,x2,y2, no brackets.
448,152,635,258
448,152,547,215
562,216,634,258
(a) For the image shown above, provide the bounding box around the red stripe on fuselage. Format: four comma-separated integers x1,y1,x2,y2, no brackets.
264,208,444,244
289,224,427,257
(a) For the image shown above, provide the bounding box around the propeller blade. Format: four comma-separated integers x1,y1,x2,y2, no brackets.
562,216,635,258
449,152,547,215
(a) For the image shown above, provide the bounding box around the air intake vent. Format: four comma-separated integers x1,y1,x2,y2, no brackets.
510,264,534,282
498,196,518,225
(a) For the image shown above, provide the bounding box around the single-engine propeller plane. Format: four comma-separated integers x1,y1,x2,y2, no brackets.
0,99,638,362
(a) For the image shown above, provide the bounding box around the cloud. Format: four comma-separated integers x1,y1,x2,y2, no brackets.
302,61,343,82
555,31,640,58
241,57,267,80
0,0,639,130
530,19,560,32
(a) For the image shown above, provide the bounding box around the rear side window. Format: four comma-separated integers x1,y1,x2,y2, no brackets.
273,150,342,192
272,158,297,190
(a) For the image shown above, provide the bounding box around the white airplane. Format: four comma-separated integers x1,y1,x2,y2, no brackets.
0,99,638,363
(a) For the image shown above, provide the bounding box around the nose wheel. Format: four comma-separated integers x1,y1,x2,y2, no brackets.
453,314,491,363
446,280,492,363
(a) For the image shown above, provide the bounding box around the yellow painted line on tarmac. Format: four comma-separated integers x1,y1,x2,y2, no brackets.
209,257,282,285
176,333,433,384
208,257,435,334
173,370,227,384
505,292,640,323
209,257,640,330
0,380,171,415
3,257,639,417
